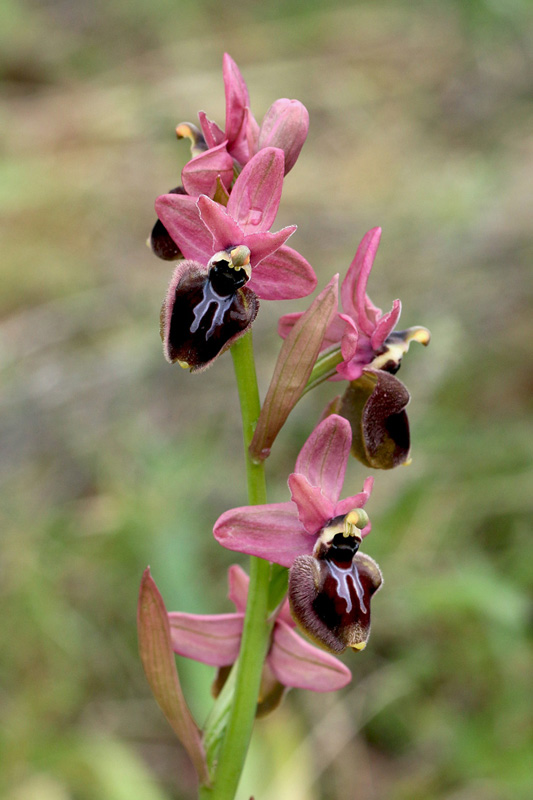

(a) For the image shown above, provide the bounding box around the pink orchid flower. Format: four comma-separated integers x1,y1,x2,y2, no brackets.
156,146,316,302
181,53,309,197
168,564,352,714
214,415,383,653
279,227,430,380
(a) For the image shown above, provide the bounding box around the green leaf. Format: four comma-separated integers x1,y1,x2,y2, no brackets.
249,275,338,461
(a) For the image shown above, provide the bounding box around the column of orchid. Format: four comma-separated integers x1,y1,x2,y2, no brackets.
138,54,430,800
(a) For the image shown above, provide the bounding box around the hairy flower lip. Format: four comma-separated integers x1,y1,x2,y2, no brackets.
288,550,382,654
160,259,259,372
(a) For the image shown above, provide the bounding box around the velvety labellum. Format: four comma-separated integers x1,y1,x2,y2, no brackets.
162,259,259,372
289,531,382,654
334,369,411,469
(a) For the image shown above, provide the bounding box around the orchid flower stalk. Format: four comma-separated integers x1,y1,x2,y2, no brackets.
138,52,430,800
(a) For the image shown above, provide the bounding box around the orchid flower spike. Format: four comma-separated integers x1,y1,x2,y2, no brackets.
214,415,383,653
168,564,352,716
181,53,309,196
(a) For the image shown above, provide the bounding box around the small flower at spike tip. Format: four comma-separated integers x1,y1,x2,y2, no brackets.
214,415,383,653
182,53,309,195
168,564,352,716
279,227,431,469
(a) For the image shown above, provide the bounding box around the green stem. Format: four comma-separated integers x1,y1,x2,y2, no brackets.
302,345,343,395
200,331,272,800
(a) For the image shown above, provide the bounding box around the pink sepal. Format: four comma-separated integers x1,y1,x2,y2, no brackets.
213,502,313,568
168,611,244,666
270,620,352,691
223,53,249,144
230,106,259,165
289,473,334,535
155,193,212,263
227,564,249,613
198,111,225,149
341,227,382,337
276,597,296,628
295,414,352,503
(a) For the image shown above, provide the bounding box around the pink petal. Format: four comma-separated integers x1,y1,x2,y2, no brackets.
227,147,285,233
223,53,249,144
258,99,309,174
137,569,208,783
228,564,249,613
181,142,234,197
248,244,317,300
155,193,213,263
341,228,382,336
295,415,352,503
168,611,244,667
213,502,313,568
370,299,402,351
288,473,334,535
269,619,352,691
244,227,296,270
198,111,225,149
197,195,245,252
333,476,374,531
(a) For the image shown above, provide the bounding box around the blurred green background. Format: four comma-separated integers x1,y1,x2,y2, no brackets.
1,0,532,798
